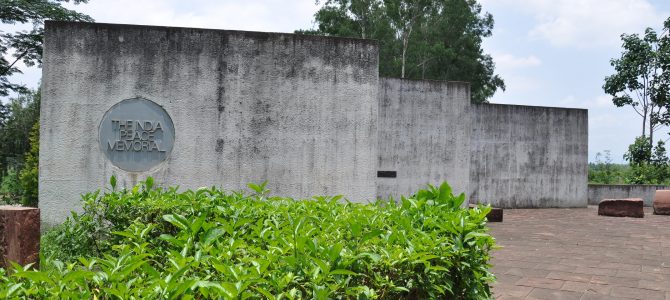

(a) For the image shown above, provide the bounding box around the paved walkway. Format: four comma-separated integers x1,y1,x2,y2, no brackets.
489,206,670,300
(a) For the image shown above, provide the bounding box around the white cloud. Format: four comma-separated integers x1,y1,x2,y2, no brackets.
64,0,321,33
560,94,615,110
592,94,613,108
493,53,542,69
484,0,666,48
486,53,543,101
558,94,577,106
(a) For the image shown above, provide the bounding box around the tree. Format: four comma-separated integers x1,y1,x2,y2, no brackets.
1,0,93,97
623,136,670,184
603,17,670,148
624,136,653,166
384,0,431,78
0,167,22,204
301,0,505,103
1,2,92,206
0,90,40,178
19,120,39,207
589,150,618,184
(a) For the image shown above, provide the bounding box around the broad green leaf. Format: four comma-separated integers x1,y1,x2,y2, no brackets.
330,269,358,276
13,271,54,285
202,227,225,246
163,214,190,231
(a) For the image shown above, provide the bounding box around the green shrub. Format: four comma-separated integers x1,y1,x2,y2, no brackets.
19,120,39,207
7,179,496,299
0,167,22,204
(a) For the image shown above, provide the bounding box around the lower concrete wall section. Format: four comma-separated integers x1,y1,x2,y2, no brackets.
377,78,470,200
470,104,588,208
588,184,670,207
40,22,379,226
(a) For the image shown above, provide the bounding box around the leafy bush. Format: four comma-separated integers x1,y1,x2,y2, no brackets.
588,150,625,184
0,167,22,204
6,179,496,299
619,137,670,184
19,120,39,207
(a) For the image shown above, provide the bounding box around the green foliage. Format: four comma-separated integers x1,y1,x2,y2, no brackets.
0,91,39,174
28,180,497,299
624,136,653,166
588,150,627,184
603,17,670,146
302,0,504,103
19,120,39,207
0,90,39,204
1,0,93,96
615,137,670,184
0,167,22,204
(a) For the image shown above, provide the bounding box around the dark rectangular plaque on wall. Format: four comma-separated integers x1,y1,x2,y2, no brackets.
377,171,397,178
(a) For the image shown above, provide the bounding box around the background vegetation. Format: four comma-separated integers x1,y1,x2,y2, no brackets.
589,143,670,185
0,0,92,206
0,90,39,206
298,0,505,103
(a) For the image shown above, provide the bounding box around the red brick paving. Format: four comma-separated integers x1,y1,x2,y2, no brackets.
489,206,670,300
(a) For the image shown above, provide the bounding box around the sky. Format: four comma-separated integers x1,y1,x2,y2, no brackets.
3,0,670,163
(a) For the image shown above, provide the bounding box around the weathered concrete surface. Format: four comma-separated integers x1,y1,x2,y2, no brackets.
469,104,588,208
377,78,470,199
0,206,40,268
653,190,670,215
589,184,670,207
598,198,644,218
41,22,379,225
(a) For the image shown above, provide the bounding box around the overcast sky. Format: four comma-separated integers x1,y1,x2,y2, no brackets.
4,0,670,163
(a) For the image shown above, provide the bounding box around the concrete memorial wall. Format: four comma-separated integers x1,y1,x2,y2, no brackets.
469,104,589,208
377,78,471,199
40,21,589,225
40,21,379,225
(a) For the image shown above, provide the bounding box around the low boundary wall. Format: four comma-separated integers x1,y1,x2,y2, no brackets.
588,184,670,207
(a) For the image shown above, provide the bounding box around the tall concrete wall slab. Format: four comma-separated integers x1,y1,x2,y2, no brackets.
41,22,379,225
377,78,470,199
588,184,670,206
470,104,588,208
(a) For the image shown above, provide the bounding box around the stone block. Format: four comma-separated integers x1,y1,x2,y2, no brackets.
0,206,40,269
653,190,670,215
598,198,643,218
469,204,503,222
487,207,503,222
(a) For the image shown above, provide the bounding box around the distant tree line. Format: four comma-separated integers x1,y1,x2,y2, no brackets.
589,143,670,185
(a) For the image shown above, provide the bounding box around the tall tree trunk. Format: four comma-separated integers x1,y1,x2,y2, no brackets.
401,24,413,78
650,111,655,150
421,59,426,79
642,108,647,137
401,34,408,78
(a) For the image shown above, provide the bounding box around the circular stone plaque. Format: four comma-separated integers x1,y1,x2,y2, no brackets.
99,98,175,172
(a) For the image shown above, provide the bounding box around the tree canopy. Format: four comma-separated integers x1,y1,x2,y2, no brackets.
300,0,505,103
603,17,670,148
0,0,93,98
